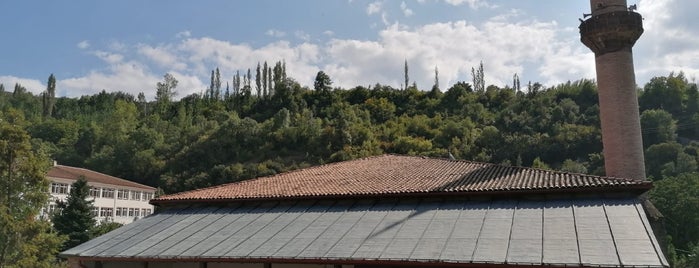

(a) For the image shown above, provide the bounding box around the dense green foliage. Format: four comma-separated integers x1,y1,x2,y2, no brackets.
52,177,96,251
0,110,64,268
1,68,698,265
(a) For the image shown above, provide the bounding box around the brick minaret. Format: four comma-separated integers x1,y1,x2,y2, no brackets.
580,0,646,180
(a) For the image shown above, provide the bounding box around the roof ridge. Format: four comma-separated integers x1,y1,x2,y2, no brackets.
53,165,156,190
396,154,647,183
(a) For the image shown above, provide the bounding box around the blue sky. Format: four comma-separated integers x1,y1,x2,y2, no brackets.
0,0,696,99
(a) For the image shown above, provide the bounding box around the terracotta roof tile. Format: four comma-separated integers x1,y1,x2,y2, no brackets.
153,154,650,203
48,165,155,190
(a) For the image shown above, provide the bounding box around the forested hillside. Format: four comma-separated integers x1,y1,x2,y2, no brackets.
1,66,698,265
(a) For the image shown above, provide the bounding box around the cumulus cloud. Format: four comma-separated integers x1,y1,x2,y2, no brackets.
0,76,46,95
10,5,672,100
400,1,414,17
77,40,90,49
265,29,286,38
367,1,382,15
324,18,587,89
635,0,699,81
175,30,191,38
444,0,496,9
137,44,187,70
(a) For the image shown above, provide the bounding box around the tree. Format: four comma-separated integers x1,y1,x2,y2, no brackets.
255,62,262,96
314,71,332,92
472,61,485,92
215,67,221,100
404,59,409,90
263,61,269,97
0,110,64,267
42,74,56,118
433,66,439,91
640,109,677,148
52,177,95,251
155,73,178,116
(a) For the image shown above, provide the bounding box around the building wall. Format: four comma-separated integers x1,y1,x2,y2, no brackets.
45,177,155,225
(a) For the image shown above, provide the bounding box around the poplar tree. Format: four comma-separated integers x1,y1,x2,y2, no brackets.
404,59,409,90
262,61,268,97
255,62,262,96
41,74,56,118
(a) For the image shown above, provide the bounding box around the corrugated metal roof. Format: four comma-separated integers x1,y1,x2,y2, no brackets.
154,155,650,203
62,197,668,267
48,165,155,190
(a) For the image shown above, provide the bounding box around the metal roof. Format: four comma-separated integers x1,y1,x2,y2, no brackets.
154,155,651,203
62,197,668,267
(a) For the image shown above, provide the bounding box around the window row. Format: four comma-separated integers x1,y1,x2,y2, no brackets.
115,207,152,217
90,207,153,218
52,182,153,201
87,187,152,201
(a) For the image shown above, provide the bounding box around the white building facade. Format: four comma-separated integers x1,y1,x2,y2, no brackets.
45,163,156,225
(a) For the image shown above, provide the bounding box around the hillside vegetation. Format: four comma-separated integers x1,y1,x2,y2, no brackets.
1,67,698,266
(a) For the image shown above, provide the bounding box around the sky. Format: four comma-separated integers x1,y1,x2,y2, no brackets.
0,0,697,100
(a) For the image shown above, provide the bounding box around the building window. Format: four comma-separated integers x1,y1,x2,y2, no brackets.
130,191,141,201
134,208,140,217
143,192,153,201
142,209,152,217
117,189,129,200
128,208,135,217
89,187,101,198
100,207,113,218
91,207,99,217
102,188,115,198
51,182,69,194
115,207,123,217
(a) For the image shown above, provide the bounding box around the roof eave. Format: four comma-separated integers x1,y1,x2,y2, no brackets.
150,184,652,206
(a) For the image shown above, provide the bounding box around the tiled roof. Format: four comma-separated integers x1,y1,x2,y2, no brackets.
154,154,650,203
61,197,668,268
48,165,155,190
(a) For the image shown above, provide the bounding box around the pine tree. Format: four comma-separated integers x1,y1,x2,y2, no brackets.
52,177,96,251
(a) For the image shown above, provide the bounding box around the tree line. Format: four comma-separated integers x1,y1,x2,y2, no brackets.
1,63,698,266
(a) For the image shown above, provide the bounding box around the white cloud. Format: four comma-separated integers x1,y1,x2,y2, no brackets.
323,30,335,36
634,0,699,81
323,18,585,89
138,44,187,71
77,40,90,49
9,7,668,101
176,30,191,38
265,29,286,38
444,0,496,10
295,30,311,41
400,1,414,17
0,76,46,94
92,51,124,64
367,1,382,15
